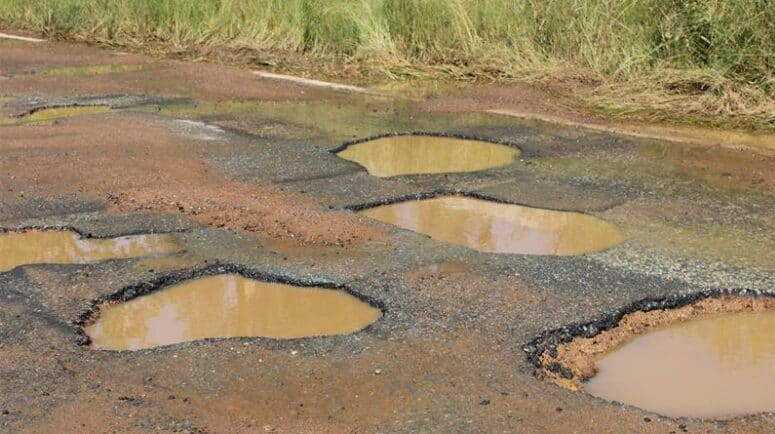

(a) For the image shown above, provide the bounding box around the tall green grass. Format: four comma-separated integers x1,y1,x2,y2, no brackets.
2,0,774,101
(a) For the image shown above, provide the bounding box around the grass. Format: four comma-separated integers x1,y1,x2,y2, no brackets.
1,0,774,129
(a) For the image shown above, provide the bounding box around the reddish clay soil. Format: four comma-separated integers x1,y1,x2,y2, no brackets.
1,114,385,246
2,41,377,245
418,82,591,121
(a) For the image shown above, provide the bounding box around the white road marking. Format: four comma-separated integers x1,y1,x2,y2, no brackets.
253,70,380,95
0,32,44,42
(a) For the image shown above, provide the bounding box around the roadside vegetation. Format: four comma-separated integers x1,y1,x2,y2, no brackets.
2,0,774,129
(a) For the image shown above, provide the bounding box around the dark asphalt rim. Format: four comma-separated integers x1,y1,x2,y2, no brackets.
5,95,194,119
328,131,522,154
73,262,387,350
344,189,621,216
345,190,626,257
523,288,775,368
11,103,112,119
0,225,185,239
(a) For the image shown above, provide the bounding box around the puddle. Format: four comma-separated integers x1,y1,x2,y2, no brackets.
39,64,145,77
642,141,775,189
84,274,382,350
336,135,519,177
0,105,111,126
0,230,181,272
585,311,775,418
359,196,623,255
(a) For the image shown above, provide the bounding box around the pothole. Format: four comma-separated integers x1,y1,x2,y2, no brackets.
83,273,383,350
334,134,519,177
0,105,111,126
0,229,181,272
532,295,775,419
358,195,623,255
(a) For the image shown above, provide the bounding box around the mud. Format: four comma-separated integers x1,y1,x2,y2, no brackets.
85,273,381,350
335,134,518,177
643,141,775,190
360,195,624,255
0,229,180,272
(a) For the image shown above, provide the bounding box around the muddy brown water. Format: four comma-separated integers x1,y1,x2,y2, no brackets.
585,311,775,418
0,230,180,272
85,274,382,350
336,135,518,177
359,196,624,255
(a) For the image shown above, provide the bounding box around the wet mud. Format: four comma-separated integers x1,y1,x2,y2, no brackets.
643,141,775,190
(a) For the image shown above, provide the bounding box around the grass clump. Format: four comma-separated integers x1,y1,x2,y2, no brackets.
1,0,774,127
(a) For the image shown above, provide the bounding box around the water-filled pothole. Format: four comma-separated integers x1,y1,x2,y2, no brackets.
335,135,519,177
359,196,624,255
534,296,775,419
84,274,382,350
587,312,775,418
0,105,111,126
0,229,180,272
